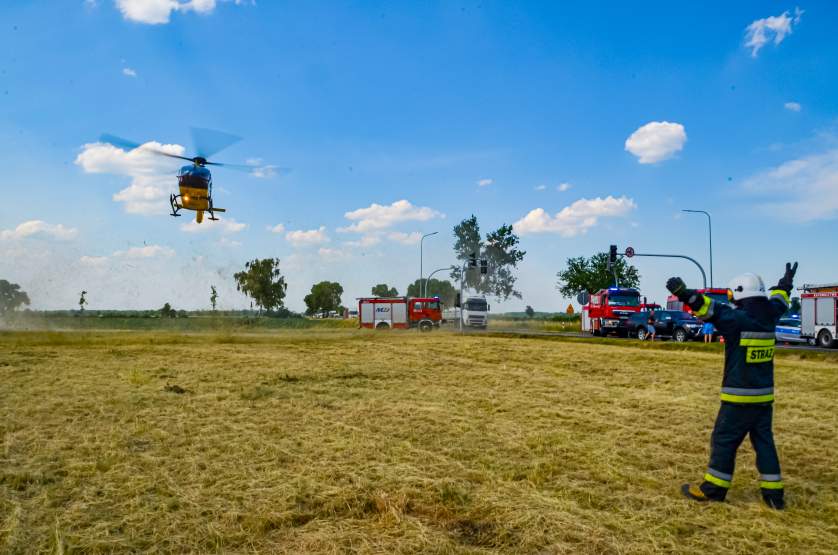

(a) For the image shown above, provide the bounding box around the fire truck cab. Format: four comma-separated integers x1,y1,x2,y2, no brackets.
581,287,642,337
800,283,838,348
358,297,443,331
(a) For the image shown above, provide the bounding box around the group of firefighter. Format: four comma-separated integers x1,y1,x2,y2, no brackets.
664,262,798,510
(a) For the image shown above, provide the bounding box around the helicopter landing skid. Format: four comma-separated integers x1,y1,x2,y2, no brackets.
169,194,182,217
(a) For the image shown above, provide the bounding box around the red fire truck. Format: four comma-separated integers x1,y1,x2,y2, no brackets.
666,288,731,314
358,297,443,331
801,283,838,348
581,287,642,337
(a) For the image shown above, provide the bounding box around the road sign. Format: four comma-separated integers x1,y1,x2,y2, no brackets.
625,246,635,258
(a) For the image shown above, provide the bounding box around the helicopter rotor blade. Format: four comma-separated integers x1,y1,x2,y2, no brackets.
205,161,292,176
99,134,194,163
191,127,242,160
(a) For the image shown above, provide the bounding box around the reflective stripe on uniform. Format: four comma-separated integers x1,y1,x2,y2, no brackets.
769,289,790,307
704,472,731,488
740,332,775,346
760,480,784,490
720,386,774,403
707,467,733,481
760,473,782,481
694,296,713,318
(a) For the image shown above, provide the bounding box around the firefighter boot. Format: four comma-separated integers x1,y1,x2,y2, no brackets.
763,492,785,510
681,482,726,503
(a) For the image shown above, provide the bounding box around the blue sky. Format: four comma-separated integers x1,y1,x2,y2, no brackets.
1,1,837,312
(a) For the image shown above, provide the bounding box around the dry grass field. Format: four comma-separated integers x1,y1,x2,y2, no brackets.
1,329,837,554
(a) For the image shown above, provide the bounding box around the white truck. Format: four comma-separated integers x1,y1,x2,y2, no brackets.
801,283,838,348
461,295,490,329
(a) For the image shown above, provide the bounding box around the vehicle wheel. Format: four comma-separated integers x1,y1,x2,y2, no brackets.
637,327,647,341
817,329,835,348
419,320,433,332
673,328,688,343
375,322,390,330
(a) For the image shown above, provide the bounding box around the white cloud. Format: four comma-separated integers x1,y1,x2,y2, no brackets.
318,247,350,260
111,176,171,215
558,182,572,192
268,223,286,234
76,140,184,214
344,234,382,248
513,196,637,237
535,185,546,191
245,158,280,179
340,200,444,233
625,121,687,164
286,226,329,247
122,67,137,77
180,217,246,234
115,0,216,24
784,101,802,112
80,255,108,266
745,7,803,57
0,220,78,241
742,148,838,222
386,231,423,245
113,245,175,258
477,178,493,187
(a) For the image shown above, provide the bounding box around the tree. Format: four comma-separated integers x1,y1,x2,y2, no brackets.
556,253,641,298
210,285,218,311
450,216,526,300
371,283,398,297
160,302,176,318
0,280,30,316
234,258,288,314
78,290,88,312
525,305,535,318
304,281,344,316
406,278,457,305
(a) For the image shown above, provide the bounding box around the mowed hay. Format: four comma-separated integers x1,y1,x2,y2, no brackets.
1,331,837,554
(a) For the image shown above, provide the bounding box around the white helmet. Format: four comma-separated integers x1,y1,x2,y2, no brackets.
728,273,766,301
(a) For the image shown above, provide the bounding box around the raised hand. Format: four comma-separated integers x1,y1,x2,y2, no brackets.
776,262,798,293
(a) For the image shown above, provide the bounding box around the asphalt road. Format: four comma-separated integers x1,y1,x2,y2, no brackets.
475,327,838,353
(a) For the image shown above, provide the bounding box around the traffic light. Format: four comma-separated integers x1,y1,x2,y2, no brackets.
469,253,477,267
480,259,488,274
608,244,618,270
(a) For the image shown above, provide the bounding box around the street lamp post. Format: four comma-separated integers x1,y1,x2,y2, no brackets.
420,231,438,298
682,209,713,288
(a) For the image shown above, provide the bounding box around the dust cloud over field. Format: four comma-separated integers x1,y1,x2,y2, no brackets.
1,330,837,553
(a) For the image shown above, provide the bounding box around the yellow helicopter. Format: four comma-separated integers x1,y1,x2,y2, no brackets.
100,128,261,223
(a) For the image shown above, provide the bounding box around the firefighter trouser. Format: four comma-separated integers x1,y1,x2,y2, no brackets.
700,403,783,501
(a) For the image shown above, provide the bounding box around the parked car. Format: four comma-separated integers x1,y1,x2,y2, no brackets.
776,316,806,344
623,310,703,342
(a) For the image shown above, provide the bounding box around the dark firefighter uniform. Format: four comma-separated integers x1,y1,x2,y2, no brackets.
667,264,796,510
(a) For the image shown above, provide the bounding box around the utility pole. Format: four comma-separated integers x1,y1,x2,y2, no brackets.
682,209,713,288
420,231,438,298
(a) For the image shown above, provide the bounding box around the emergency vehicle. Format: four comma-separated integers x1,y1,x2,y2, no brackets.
358,297,443,331
800,283,838,348
667,288,730,313
581,287,642,336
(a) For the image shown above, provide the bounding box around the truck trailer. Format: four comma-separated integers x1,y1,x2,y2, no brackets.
800,283,838,348
358,296,443,331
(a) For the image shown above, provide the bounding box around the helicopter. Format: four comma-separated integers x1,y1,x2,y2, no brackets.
100,128,260,224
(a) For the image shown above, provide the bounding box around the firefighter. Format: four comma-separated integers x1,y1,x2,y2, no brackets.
666,262,797,510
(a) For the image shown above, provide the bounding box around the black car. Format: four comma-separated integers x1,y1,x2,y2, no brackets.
623,310,703,342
